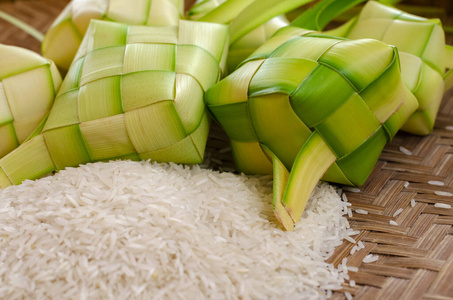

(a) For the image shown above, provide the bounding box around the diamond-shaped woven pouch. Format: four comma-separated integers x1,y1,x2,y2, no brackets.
0,19,228,189
345,1,446,135
206,28,417,230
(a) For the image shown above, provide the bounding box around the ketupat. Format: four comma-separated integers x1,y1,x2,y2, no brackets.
42,0,184,72
338,1,448,135
0,44,62,159
293,0,451,135
205,29,418,230
0,19,228,189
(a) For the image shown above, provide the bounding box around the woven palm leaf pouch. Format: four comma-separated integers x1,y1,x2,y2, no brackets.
0,19,228,189
206,28,418,230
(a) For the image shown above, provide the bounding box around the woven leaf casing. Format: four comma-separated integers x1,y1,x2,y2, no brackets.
0,19,228,188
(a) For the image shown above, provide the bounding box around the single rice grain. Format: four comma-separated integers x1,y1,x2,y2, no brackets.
434,203,452,209
434,191,453,197
362,254,379,263
393,208,403,217
399,146,412,155
428,181,445,186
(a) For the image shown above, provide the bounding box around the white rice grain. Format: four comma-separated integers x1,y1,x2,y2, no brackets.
357,241,365,250
362,254,379,263
399,146,412,155
393,208,403,217
348,230,361,236
445,125,453,131
345,236,356,244
434,191,453,197
355,209,368,215
389,220,399,226
0,160,352,299
410,199,416,208
347,208,353,218
434,203,452,209
342,187,361,193
342,193,348,202
428,181,445,186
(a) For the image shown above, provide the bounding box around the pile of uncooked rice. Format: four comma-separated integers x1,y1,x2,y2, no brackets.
0,160,354,299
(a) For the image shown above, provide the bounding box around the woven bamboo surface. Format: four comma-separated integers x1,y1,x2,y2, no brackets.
0,0,451,299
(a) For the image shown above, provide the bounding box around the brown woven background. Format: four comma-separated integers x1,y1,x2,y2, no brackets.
0,0,451,299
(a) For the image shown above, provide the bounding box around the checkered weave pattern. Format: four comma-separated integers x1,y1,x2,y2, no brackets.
206,28,414,187
0,19,228,187
42,0,184,71
346,1,446,135
0,45,62,159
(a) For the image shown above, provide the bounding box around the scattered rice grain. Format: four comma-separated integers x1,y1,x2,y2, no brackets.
362,254,379,263
389,220,398,226
345,236,356,244
410,199,416,208
434,191,453,197
428,181,445,186
355,209,368,215
343,187,361,193
392,208,403,217
342,193,348,202
357,241,365,250
399,146,412,155
348,230,361,236
434,203,452,209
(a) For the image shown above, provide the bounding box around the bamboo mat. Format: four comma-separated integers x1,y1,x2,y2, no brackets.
0,0,452,299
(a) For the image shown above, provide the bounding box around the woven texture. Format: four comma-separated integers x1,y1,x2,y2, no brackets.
0,16,228,187
0,44,61,158
205,27,419,230
42,0,183,70
328,89,453,299
0,0,451,299
345,1,446,136
46,19,221,163
207,30,407,186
